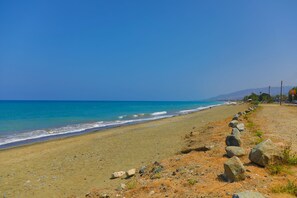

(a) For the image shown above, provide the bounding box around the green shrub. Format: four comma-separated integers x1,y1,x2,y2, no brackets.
283,148,297,165
267,164,283,175
272,180,297,196
188,178,197,185
255,130,263,138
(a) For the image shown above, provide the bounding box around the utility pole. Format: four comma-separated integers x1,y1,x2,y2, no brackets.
269,86,271,95
280,81,283,105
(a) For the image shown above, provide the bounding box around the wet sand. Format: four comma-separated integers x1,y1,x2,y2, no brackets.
0,104,247,197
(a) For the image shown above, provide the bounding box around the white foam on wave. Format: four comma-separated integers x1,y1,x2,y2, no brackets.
0,114,173,147
151,111,167,116
0,103,224,147
179,103,223,114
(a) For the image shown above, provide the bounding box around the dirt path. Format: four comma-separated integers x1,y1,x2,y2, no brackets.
253,104,297,152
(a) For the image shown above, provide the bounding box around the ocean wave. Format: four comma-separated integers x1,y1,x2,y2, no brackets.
179,104,223,114
0,115,172,147
151,111,167,116
0,103,224,148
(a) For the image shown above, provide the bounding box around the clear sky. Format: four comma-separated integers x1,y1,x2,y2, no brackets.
0,0,297,101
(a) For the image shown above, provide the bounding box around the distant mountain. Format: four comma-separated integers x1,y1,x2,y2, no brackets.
209,86,293,101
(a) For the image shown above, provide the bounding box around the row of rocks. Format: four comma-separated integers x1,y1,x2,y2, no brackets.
223,106,266,197
224,108,247,182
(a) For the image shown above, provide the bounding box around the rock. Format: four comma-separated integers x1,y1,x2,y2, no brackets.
226,135,242,146
139,166,147,175
226,146,245,157
181,145,214,154
224,156,246,182
245,110,250,113
149,191,155,196
111,171,126,179
238,112,242,116
249,139,283,167
120,183,126,190
236,123,245,131
99,193,110,198
233,114,239,120
126,168,136,177
231,128,240,136
232,191,265,198
229,120,239,127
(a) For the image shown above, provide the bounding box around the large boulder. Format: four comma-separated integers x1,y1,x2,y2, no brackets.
232,191,265,198
249,139,283,167
226,146,245,157
229,120,239,127
224,156,246,182
236,123,245,132
226,135,242,147
231,128,240,136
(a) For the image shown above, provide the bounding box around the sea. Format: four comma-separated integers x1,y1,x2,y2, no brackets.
0,100,223,148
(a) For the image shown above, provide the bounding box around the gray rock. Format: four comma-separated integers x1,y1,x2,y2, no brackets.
229,120,239,127
231,128,240,136
139,166,147,175
249,139,283,167
232,114,239,120
226,135,242,147
232,191,265,198
236,123,245,131
226,146,245,157
224,156,246,182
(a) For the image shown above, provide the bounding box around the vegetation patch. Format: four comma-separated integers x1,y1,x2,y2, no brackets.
267,164,284,175
187,178,197,185
272,180,297,196
126,179,137,189
283,147,297,165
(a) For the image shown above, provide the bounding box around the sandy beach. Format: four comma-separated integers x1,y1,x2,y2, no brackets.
0,104,247,197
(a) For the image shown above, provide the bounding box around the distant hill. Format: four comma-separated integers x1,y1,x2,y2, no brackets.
209,86,293,101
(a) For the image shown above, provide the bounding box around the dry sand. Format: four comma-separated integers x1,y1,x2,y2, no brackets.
0,104,247,197
102,104,297,198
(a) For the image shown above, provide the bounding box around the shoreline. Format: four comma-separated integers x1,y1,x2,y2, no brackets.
0,103,224,150
0,103,247,197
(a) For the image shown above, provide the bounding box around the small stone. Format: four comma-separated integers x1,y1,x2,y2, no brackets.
149,191,155,196
139,166,146,175
224,156,246,182
232,191,265,198
99,193,110,198
126,168,136,177
111,171,126,179
120,183,126,190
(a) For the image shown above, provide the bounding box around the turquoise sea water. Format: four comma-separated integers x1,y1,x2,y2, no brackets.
0,101,223,148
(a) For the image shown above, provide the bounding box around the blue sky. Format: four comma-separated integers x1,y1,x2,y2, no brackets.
0,0,297,100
